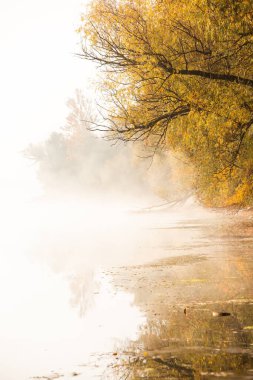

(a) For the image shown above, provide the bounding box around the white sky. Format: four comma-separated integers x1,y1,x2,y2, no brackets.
0,0,94,193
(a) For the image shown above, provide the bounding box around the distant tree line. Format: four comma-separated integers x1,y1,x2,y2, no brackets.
24,91,150,198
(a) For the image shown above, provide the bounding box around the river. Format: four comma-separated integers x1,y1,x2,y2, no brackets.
0,198,252,379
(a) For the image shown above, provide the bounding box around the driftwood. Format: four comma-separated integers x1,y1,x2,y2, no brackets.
133,194,196,213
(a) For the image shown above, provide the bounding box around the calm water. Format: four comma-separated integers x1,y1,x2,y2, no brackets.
0,199,252,379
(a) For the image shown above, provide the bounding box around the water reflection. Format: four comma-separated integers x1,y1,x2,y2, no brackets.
107,216,253,379
0,265,144,379
0,199,252,379
0,198,150,380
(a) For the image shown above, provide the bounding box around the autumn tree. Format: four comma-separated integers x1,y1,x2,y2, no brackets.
79,0,253,207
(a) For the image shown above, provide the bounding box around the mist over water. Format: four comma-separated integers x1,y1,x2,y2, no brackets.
1,92,251,378
0,161,216,380
1,152,253,380
1,0,252,377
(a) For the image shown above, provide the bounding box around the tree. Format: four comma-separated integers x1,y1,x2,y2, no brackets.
24,91,151,198
79,0,253,207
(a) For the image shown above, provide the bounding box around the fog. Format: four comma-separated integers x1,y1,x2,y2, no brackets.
0,172,214,379
2,185,252,380
0,82,215,380
2,1,252,379
0,2,184,376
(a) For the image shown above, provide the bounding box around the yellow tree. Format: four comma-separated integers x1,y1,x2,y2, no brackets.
79,0,253,207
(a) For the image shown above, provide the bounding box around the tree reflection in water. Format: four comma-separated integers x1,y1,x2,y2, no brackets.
105,217,253,379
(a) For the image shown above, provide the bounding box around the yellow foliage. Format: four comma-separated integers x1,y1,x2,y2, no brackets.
80,0,253,207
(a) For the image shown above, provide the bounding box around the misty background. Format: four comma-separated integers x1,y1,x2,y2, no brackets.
0,0,192,206
0,2,219,379
23,89,193,203
0,0,197,318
